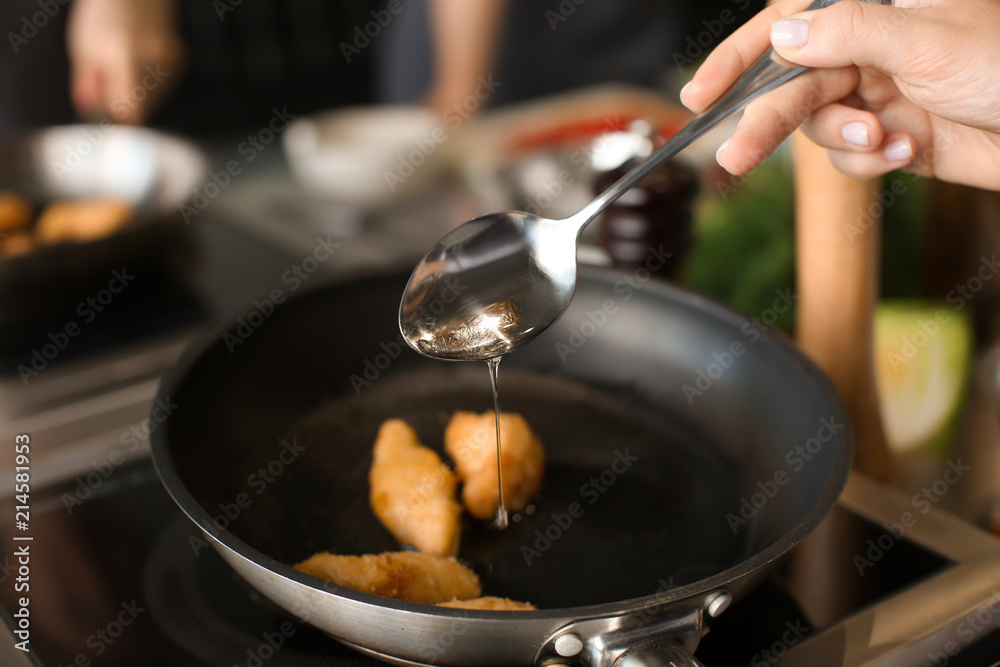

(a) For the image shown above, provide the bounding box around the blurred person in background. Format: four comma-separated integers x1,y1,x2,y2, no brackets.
0,0,181,129
1,0,762,136
7,0,997,194
375,0,753,112
65,0,183,125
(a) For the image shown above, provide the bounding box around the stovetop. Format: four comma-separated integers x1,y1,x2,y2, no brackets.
3,455,1000,667
0,460,384,667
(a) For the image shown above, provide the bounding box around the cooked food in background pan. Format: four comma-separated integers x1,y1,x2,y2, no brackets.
0,232,35,258
0,191,134,256
0,191,32,233
445,411,545,521
294,551,481,605
369,419,463,557
35,198,133,244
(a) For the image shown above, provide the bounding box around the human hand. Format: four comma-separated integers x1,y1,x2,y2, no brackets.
67,0,184,125
680,0,1000,190
422,0,506,118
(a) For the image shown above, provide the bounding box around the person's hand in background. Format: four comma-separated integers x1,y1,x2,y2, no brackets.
67,0,184,125
422,0,506,116
681,0,1000,190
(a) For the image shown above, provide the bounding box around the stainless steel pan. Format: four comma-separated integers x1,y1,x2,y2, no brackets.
151,266,851,666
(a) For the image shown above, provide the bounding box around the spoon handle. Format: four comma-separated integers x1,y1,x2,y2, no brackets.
570,0,892,232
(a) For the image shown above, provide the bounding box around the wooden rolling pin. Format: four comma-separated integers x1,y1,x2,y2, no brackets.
788,132,894,627
792,133,893,482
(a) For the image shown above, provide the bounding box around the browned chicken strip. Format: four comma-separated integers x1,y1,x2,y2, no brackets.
437,596,536,611
369,419,462,557
445,412,545,521
294,551,481,604
35,199,132,244
0,231,34,258
0,191,31,233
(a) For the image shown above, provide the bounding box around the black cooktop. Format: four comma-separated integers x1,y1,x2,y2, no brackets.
0,458,799,667
1,460,384,667
4,455,996,667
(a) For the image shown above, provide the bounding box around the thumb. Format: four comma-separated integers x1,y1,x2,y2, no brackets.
769,0,921,74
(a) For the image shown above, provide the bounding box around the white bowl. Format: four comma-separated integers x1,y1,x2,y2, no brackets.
282,106,447,207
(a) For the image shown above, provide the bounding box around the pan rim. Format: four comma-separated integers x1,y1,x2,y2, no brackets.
150,262,852,621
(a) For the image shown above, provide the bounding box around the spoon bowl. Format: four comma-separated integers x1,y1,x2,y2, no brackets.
399,210,578,361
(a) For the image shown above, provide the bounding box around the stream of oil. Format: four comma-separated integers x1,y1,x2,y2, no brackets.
486,356,508,529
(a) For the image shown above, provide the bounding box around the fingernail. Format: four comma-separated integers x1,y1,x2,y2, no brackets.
716,137,731,165
884,139,913,162
841,122,869,147
680,82,693,107
771,19,810,48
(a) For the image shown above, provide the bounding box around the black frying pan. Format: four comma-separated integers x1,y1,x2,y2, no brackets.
151,265,851,666
0,125,207,347
0,125,206,286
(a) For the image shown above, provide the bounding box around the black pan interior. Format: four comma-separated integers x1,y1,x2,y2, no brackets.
159,266,850,610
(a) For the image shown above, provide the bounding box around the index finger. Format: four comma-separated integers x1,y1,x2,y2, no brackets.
680,0,815,113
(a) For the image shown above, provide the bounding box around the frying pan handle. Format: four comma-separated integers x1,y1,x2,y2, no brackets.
614,638,706,667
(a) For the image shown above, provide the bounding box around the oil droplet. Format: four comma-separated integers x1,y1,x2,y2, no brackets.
486,356,508,530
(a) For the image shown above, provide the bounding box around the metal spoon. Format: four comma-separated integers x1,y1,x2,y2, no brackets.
400,0,886,361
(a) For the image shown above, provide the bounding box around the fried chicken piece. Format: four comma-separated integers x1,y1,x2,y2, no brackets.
0,231,34,258
369,419,462,557
35,199,132,244
445,412,545,521
0,191,32,233
437,596,536,611
294,551,481,604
